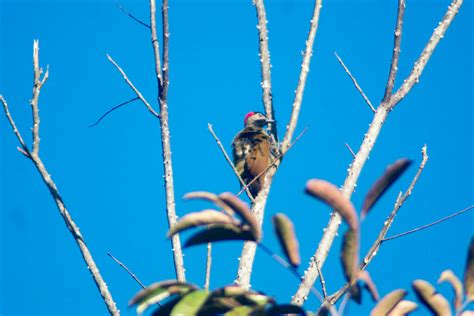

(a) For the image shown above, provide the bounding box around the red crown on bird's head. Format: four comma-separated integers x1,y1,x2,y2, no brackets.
244,112,256,126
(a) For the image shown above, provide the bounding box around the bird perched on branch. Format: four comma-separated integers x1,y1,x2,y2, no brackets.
232,112,276,198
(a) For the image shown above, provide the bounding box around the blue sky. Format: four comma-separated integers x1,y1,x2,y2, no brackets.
0,0,472,315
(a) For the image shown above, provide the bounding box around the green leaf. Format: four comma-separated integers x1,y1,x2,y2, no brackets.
129,281,196,314
224,305,254,316
184,224,256,247
212,285,248,298
272,213,301,267
170,290,210,315
236,292,273,307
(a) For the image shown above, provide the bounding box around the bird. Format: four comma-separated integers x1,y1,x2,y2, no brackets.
232,112,276,198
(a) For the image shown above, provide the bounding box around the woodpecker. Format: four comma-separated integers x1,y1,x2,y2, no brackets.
232,112,276,198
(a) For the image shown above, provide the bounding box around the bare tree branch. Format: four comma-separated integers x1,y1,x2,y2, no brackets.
382,0,405,102
362,146,428,269
0,96,30,155
388,0,463,109
280,0,322,152
108,253,148,290
383,205,474,242
257,243,329,307
161,0,170,100
150,0,163,88
31,42,48,155
108,253,162,308
208,123,255,202
254,0,277,140
344,142,356,159
204,243,212,290
1,40,119,316
294,103,390,305
335,52,376,112
323,145,428,308
293,0,463,305
106,54,159,118
236,0,323,289
315,259,327,299
149,0,186,282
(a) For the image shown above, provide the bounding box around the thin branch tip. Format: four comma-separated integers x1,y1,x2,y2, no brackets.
107,53,159,118
114,0,151,29
334,51,376,112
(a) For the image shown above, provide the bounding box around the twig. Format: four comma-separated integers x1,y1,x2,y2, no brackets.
149,0,186,282
236,0,323,289
1,41,119,316
88,97,139,127
160,0,170,101
107,253,162,308
17,146,30,158
324,206,473,311
114,0,151,29
108,253,147,289
322,146,429,308
106,54,159,118
0,96,30,156
344,142,356,159
335,52,376,112
293,0,463,305
362,145,428,269
383,205,474,241
236,126,308,197
207,123,255,202
204,243,212,290
253,0,277,140
31,42,48,155
257,244,325,304
315,259,327,299
382,0,405,102
149,0,163,88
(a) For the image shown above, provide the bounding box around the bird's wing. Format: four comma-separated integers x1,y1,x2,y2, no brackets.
245,133,271,184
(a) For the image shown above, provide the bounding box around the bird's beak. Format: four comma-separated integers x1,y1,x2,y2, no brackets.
265,118,276,123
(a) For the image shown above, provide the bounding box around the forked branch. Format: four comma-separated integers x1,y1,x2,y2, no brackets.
107,54,159,118
293,0,463,305
1,41,119,316
254,0,277,140
236,0,323,289
335,52,375,112
319,146,428,309
149,0,186,282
